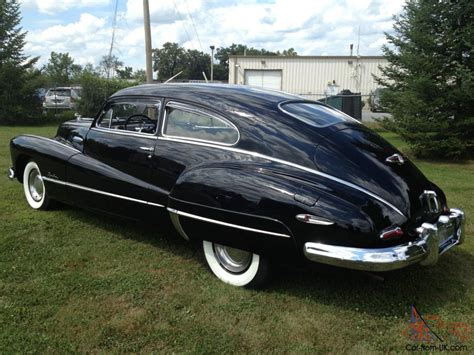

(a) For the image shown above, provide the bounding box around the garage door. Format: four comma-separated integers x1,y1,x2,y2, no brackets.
244,70,282,90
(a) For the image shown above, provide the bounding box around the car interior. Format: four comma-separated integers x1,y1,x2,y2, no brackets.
97,102,160,134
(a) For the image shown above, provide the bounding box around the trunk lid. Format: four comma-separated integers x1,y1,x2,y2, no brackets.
314,124,444,222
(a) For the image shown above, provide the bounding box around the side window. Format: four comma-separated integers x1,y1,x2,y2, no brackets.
96,100,161,135
163,104,239,145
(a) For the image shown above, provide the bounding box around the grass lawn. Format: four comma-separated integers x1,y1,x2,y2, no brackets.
1,125,473,353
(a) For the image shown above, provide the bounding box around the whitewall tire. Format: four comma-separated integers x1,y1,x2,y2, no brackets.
202,240,270,287
23,161,50,210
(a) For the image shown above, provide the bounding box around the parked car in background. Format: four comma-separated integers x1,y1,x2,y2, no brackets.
369,88,388,112
43,86,82,111
9,84,465,287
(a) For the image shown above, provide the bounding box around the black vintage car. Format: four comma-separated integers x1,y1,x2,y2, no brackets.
8,84,465,287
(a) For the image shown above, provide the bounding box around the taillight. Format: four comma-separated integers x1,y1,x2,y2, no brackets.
380,226,404,240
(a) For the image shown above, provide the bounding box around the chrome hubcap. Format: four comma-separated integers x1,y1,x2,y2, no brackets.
28,169,44,202
214,244,252,273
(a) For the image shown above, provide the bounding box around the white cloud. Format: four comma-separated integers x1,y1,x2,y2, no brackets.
22,0,405,70
23,0,110,14
26,13,110,65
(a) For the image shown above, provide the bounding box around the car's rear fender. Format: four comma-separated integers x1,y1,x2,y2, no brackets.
167,164,408,258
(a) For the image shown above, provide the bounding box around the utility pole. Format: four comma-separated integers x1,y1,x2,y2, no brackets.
143,0,153,83
210,45,215,82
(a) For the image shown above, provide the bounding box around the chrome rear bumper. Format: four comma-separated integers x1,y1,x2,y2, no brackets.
304,208,465,272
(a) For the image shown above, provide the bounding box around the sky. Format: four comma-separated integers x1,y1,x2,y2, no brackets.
19,0,406,70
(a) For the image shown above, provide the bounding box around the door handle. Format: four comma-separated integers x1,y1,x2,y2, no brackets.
139,146,154,152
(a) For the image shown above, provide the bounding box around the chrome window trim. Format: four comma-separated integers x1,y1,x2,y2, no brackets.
167,208,291,238
91,127,158,140
42,176,164,207
158,136,405,217
161,101,240,147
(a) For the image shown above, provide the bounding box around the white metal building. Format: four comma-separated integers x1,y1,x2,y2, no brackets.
228,55,388,100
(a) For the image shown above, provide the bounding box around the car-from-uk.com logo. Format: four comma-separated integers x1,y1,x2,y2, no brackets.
403,305,470,352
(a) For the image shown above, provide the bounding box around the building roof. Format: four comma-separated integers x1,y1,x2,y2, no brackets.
229,55,386,60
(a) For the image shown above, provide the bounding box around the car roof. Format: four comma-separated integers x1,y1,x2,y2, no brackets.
111,83,302,113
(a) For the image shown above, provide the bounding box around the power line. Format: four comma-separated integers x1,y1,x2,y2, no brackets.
173,0,194,48
183,0,203,51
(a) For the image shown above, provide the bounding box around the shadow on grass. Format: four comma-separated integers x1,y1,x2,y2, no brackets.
59,203,472,318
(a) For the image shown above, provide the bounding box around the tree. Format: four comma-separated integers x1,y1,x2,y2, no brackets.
213,44,297,80
152,42,187,80
116,66,134,79
183,49,210,80
43,52,82,86
281,48,298,56
132,69,146,82
0,0,41,123
99,55,123,79
376,0,474,159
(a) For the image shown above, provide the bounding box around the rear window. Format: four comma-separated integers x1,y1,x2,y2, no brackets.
280,102,353,128
47,89,71,97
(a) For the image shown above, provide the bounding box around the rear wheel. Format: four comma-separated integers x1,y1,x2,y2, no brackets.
23,161,51,210
202,240,270,287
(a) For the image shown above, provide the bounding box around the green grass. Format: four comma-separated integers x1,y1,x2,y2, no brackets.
1,125,473,353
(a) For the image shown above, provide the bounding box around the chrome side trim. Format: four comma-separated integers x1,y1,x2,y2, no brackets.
161,101,240,147
166,208,291,238
167,208,190,240
42,176,165,208
295,214,334,225
91,127,158,140
158,136,405,217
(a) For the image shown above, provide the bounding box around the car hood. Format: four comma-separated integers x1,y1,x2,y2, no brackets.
313,125,444,220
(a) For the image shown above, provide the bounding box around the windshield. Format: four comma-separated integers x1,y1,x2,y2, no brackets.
280,102,357,128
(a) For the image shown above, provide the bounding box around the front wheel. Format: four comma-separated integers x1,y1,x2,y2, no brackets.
202,240,270,287
23,161,51,210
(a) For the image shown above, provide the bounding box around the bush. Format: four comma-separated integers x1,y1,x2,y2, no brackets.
77,74,138,117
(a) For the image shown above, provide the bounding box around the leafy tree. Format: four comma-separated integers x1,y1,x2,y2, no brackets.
183,49,210,80
43,51,82,86
376,0,473,159
152,42,298,82
99,55,123,79
116,66,134,79
76,73,137,117
152,42,187,80
213,44,298,80
280,48,298,56
0,0,42,123
132,69,146,82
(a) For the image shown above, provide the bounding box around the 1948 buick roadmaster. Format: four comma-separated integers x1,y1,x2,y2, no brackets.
8,84,466,287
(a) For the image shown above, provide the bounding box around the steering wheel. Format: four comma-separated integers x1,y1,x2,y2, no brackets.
124,114,156,132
